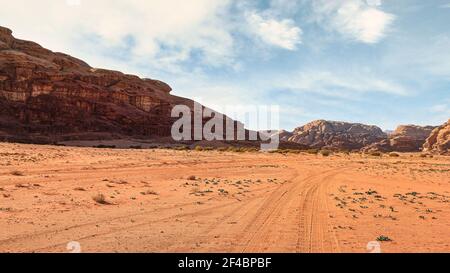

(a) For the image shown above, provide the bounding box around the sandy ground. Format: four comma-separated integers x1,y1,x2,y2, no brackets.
0,142,448,253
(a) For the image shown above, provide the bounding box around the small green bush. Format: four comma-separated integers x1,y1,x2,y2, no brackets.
376,235,392,242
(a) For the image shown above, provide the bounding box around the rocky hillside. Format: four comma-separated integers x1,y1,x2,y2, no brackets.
363,125,436,153
423,119,450,154
286,120,386,150
0,26,226,143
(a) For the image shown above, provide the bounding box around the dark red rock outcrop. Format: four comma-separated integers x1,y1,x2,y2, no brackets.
423,120,450,154
286,120,386,150
0,26,218,143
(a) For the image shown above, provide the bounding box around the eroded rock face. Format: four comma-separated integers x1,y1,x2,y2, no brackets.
423,120,450,154
363,125,436,152
287,120,386,150
0,26,199,142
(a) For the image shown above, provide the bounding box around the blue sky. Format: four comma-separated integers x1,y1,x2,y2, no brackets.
1,0,449,130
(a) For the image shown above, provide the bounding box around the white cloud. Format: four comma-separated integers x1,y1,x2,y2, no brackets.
0,0,235,72
311,0,395,44
276,70,408,97
246,12,302,50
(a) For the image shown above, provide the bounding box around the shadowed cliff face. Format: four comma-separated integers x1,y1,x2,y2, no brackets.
0,26,202,142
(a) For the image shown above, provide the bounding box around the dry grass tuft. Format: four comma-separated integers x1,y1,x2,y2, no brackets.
92,194,110,205
11,170,24,176
187,175,197,181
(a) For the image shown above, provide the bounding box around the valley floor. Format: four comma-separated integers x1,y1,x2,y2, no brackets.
0,143,449,253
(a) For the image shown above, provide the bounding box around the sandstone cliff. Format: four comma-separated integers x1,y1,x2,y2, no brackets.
423,119,450,154
363,125,436,153
286,120,386,150
0,26,206,143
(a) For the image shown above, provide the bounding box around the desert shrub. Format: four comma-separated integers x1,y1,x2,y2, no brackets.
228,147,245,153
141,190,158,195
305,149,319,154
92,194,109,205
129,145,142,149
376,235,392,242
10,170,24,176
288,149,302,154
194,146,204,151
173,145,189,151
194,146,213,151
94,145,116,149
320,150,332,157
389,152,400,157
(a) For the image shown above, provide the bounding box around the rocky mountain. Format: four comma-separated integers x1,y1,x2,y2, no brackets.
363,125,436,153
286,120,386,150
423,119,450,154
0,26,241,144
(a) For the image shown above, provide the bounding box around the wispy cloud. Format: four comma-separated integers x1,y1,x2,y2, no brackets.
276,70,408,97
311,0,395,44
0,0,236,73
246,11,302,50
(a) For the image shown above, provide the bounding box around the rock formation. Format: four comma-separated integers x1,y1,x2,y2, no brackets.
363,125,436,153
286,120,386,150
423,119,450,154
0,26,231,143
